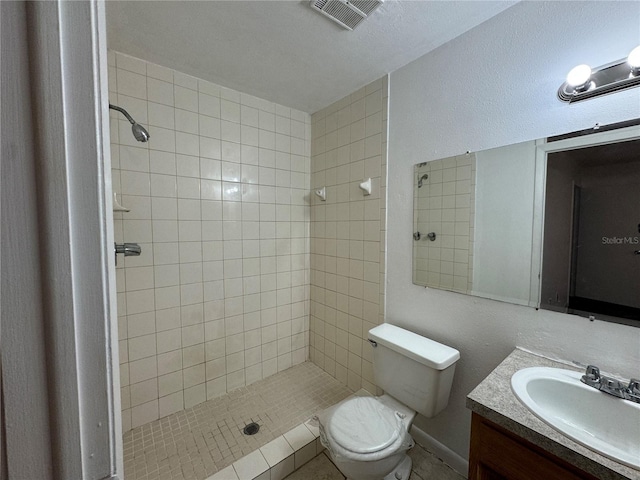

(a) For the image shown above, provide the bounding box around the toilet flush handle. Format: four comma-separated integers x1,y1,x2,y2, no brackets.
368,339,377,347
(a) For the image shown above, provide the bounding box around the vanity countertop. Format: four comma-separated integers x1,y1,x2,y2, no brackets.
467,347,639,480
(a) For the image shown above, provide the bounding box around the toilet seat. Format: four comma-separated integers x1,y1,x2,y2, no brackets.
327,397,402,455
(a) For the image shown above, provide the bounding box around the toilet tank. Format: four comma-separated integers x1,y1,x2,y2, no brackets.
368,324,460,418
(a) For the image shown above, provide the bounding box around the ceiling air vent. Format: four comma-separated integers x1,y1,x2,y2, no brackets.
310,0,383,31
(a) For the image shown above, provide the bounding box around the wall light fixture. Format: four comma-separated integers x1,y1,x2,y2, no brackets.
558,45,640,102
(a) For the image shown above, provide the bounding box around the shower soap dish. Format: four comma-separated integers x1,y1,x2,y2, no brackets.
113,192,130,212
359,178,372,196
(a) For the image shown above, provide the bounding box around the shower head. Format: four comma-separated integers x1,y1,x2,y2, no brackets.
109,103,150,142
132,122,151,142
418,173,429,188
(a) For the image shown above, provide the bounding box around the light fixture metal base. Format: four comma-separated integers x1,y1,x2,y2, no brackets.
558,58,640,103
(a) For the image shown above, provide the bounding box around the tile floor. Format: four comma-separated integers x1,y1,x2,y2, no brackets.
123,362,352,480
407,444,467,480
284,444,466,480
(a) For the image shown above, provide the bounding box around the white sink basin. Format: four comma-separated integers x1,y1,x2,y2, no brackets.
511,367,640,470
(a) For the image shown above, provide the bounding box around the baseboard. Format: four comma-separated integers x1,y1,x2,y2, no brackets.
410,425,468,478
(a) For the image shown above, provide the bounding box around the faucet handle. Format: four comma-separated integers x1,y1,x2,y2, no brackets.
626,379,640,404
581,365,601,387
600,377,626,398
627,379,640,402
585,365,600,377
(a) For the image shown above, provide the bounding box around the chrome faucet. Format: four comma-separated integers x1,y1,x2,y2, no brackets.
581,365,640,403
628,379,640,403
599,377,627,399
581,365,601,387
114,242,142,266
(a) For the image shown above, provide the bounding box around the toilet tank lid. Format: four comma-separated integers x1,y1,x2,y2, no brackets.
368,324,460,370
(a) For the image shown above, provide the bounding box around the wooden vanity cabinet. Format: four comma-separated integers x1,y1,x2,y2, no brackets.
468,413,600,480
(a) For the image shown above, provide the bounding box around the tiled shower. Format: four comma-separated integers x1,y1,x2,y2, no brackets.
109,50,390,447
308,78,389,395
109,51,312,431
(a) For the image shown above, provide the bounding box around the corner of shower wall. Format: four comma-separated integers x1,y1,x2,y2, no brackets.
309,74,389,396
107,50,312,432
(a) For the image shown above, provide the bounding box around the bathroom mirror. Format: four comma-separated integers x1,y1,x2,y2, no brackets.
412,123,640,326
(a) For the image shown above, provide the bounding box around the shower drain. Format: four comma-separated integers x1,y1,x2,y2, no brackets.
242,422,260,435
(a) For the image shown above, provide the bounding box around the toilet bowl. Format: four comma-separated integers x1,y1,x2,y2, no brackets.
321,394,416,480
317,324,460,480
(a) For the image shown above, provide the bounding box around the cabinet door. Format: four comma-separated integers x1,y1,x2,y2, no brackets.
469,413,599,480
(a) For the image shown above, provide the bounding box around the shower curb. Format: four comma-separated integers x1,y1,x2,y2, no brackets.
205,418,324,480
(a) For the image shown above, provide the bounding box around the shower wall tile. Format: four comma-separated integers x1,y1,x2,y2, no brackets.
309,77,388,395
413,154,475,292
110,51,311,432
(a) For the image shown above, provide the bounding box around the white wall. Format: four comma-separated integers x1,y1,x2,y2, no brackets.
388,1,640,461
2,3,53,476
474,142,536,305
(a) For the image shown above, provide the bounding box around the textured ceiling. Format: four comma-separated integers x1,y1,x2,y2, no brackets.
106,1,516,113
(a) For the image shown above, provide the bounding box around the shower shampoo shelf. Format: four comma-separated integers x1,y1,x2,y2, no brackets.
113,192,130,212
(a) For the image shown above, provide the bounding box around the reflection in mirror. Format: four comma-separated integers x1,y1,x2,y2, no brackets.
540,139,640,322
411,123,639,326
473,141,537,306
413,142,538,307
412,154,476,293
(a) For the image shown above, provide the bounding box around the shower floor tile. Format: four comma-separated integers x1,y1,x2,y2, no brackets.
123,362,352,480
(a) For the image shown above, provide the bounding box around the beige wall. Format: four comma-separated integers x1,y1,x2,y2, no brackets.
108,51,311,431
309,77,388,394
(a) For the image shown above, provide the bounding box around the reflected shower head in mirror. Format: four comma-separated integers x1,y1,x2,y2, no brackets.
109,103,150,142
418,173,429,188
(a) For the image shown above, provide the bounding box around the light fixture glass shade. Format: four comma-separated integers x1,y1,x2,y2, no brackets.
628,45,640,75
566,64,592,91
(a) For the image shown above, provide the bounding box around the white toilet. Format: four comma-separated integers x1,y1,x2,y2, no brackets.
319,323,460,480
